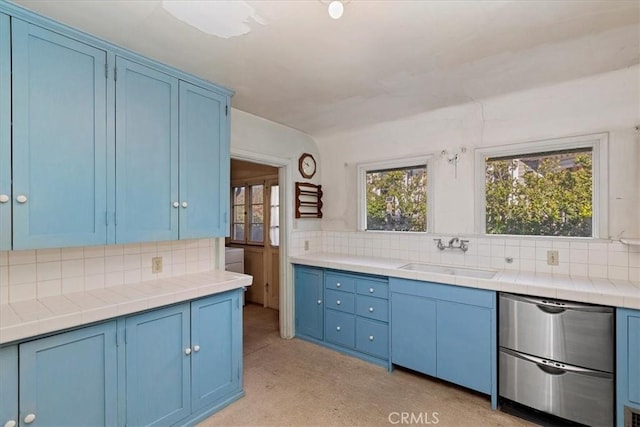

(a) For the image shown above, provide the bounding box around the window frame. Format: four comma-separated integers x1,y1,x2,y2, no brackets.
230,181,266,246
474,133,608,239
357,155,434,233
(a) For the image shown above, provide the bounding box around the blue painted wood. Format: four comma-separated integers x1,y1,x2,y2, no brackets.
191,290,242,412
356,280,388,299
0,13,10,250
618,308,640,425
295,266,324,340
355,317,389,359
0,345,18,427
325,272,356,292
19,321,118,426
115,56,179,243
325,289,355,313
390,277,494,308
325,310,356,348
125,303,191,426
436,301,492,394
12,18,108,249
356,294,389,322
179,81,228,239
390,292,437,376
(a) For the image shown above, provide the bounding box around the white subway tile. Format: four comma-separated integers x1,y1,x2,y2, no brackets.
37,261,62,281
36,248,61,262
570,249,588,264
37,279,62,298
608,266,629,281
123,243,141,255
105,255,125,273
588,250,608,266
9,250,36,265
588,264,608,279
105,271,124,287
570,263,588,277
124,254,141,271
85,274,105,290
520,246,536,260
10,282,36,302
61,247,84,260
62,276,85,294
10,264,37,285
609,251,629,267
105,244,124,257
84,257,105,275
0,252,7,266
124,269,142,285
84,246,105,259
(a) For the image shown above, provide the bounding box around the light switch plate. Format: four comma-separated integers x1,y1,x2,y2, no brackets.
152,256,163,273
547,250,559,266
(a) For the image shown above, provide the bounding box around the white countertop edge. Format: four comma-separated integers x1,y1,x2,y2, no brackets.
290,253,640,310
0,270,253,345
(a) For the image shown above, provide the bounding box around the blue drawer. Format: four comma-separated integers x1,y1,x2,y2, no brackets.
325,289,355,314
325,310,355,348
356,295,388,322
325,273,356,293
389,278,494,308
356,317,388,359
356,280,388,299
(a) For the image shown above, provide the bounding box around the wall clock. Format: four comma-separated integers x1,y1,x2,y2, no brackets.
298,153,317,179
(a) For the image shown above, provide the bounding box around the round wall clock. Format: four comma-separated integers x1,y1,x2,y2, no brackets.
298,153,317,179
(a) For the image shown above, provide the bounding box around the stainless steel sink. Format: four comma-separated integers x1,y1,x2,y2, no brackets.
398,263,497,279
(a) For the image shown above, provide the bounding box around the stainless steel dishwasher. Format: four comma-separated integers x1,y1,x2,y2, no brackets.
499,292,614,426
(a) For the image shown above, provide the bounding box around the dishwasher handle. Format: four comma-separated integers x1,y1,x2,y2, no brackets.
501,293,613,313
500,348,613,379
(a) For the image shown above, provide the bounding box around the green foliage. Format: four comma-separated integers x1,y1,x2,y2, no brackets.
485,154,592,236
366,167,427,232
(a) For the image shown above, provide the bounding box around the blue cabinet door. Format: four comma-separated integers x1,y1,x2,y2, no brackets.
629,315,640,405
618,308,640,423
19,322,118,426
436,301,493,394
390,292,437,376
0,346,18,427
11,19,108,249
295,266,324,340
0,13,10,250
125,303,191,426
115,56,179,243
178,81,229,239
191,290,242,412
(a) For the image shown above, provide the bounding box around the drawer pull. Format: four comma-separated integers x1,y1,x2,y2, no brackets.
317,299,322,305
369,288,374,293
4,420,17,427
0,194,8,204
369,335,374,341
185,347,192,355
336,326,341,331
368,307,374,313
23,414,36,425
336,300,341,305
336,282,341,288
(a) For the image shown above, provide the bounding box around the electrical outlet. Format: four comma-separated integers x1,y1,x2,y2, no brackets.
304,240,309,251
152,256,163,273
547,250,559,266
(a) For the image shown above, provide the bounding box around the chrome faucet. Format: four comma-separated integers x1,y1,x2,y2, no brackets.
433,238,446,251
448,237,459,248
434,237,470,252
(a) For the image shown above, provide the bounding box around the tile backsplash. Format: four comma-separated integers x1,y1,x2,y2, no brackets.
0,239,221,304
291,231,640,283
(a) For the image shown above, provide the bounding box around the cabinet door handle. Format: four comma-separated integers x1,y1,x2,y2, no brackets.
336,326,341,331
336,300,341,305
369,288,374,293
368,307,374,312
193,345,200,352
23,414,36,424
181,201,188,208
4,419,17,427
369,335,374,341
185,347,192,355
336,282,341,288
172,201,179,208
317,299,322,305
16,195,27,204
0,194,9,204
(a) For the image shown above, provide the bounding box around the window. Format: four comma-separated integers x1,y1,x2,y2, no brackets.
231,181,279,246
476,134,608,238
357,157,432,232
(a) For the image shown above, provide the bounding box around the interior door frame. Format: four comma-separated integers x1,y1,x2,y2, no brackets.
230,149,293,339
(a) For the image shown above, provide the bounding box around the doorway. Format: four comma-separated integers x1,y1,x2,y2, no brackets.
228,159,280,310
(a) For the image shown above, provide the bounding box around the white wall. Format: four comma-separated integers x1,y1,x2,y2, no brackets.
316,66,639,239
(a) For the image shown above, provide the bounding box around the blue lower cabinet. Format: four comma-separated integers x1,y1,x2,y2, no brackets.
325,310,356,348
0,346,18,427
19,322,118,426
126,304,191,426
617,308,640,425
295,266,324,340
356,317,388,359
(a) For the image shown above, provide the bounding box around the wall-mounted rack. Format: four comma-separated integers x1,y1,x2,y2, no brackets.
295,182,323,218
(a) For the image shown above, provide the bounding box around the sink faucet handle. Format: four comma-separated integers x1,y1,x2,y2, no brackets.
433,238,445,251
460,239,469,252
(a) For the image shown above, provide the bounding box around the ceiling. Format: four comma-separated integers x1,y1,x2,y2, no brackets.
14,0,640,138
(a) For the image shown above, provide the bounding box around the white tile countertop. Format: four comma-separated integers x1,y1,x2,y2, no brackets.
0,270,252,345
290,253,640,310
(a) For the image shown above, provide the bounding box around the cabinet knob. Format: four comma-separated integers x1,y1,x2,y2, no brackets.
336,282,341,288
317,299,322,305
336,326,341,331
193,345,200,352
369,335,374,341
172,201,179,208
0,194,8,204
181,201,188,208
336,300,341,305
185,347,192,355
23,414,36,424
368,307,374,312
369,288,374,293
4,420,17,427
16,195,27,204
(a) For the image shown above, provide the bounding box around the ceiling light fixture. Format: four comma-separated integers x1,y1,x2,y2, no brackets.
328,1,344,19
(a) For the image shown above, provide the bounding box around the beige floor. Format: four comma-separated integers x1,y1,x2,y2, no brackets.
199,304,536,427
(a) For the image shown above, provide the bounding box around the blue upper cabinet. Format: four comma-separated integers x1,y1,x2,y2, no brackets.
0,13,10,250
11,19,108,249
179,81,229,239
115,56,179,243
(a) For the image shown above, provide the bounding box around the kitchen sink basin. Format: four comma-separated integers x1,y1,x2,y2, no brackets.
398,263,497,279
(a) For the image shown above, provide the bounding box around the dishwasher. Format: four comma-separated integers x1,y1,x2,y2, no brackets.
499,292,614,426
